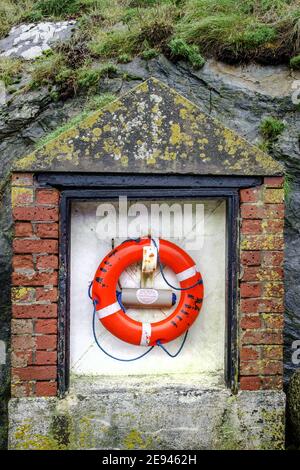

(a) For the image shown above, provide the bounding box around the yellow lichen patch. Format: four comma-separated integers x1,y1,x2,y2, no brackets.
123,429,153,450
146,149,161,164
137,81,149,94
179,107,188,119
170,123,193,147
163,148,176,161
173,94,194,113
92,127,102,137
14,422,66,450
264,189,284,204
78,110,103,130
241,235,284,251
255,150,283,175
222,128,243,156
11,187,33,206
120,155,129,166
153,116,163,127
15,153,38,171
264,282,284,298
11,287,34,303
170,123,181,145
198,138,209,145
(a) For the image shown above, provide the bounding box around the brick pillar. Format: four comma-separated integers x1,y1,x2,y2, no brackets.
11,174,59,397
239,176,284,391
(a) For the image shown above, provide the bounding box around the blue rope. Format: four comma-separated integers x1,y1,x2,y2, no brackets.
92,300,155,362
151,238,203,292
156,331,188,357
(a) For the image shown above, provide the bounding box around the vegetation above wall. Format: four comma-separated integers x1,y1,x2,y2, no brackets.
1,0,300,102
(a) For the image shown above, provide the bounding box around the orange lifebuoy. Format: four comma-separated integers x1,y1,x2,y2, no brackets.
91,238,204,346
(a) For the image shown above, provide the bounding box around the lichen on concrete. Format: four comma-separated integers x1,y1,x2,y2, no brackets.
8,383,286,450
287,370,300,448
14,78,283,176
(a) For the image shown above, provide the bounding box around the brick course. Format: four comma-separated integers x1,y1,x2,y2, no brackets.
11,173,59,397
239,176,284,390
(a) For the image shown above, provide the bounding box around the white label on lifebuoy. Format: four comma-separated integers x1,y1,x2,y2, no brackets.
136,288,159,305
140,322,151,346
176,265,197,282
97,301,120,319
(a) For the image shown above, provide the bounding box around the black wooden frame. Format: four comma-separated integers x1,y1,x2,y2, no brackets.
36,173,263,396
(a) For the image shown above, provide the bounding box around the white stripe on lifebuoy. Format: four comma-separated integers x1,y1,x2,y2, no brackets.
176,265,197,282
140,322,151,346
97,302,120,319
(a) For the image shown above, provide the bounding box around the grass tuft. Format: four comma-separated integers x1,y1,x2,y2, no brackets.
290,54,300,69
0,57,23,86
168,37,205,68
260,117,285,141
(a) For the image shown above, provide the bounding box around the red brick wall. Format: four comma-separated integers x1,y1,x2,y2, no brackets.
239,176,284,391
11,173,59,397
10,173,284,396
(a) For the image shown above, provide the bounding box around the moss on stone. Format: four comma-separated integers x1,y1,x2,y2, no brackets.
123,429,154,450
260,408,285,450
288,370,300,448
14,421,67,450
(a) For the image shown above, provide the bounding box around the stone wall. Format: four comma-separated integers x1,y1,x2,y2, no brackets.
8,381,286,450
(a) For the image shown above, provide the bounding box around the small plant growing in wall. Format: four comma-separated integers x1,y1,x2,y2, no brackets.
259,117,285,150
290,55,300,70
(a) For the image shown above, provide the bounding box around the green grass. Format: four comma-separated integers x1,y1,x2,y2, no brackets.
28,47,119,97
35,91,117,148
85,92,116,110
168,37,205,68
290,55,300,69
0,57,23,86
76,63,117,90
141,48,159,60
176,0,300,63
0,0,35,38
1,0,300,99
35,110,90,149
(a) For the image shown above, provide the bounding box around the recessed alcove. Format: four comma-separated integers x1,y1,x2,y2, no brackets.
70,198,226,382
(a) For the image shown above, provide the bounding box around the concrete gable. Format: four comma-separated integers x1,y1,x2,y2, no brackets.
15,78,283,175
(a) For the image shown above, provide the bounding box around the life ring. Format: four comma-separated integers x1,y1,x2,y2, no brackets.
91,238,204,346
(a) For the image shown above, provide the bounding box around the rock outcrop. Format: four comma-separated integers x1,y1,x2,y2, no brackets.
0,22,76,60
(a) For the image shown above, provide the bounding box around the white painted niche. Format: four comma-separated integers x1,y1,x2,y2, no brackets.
70,198,226,386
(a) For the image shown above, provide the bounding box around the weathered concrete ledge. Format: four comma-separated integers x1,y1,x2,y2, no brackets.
8,378,286,450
